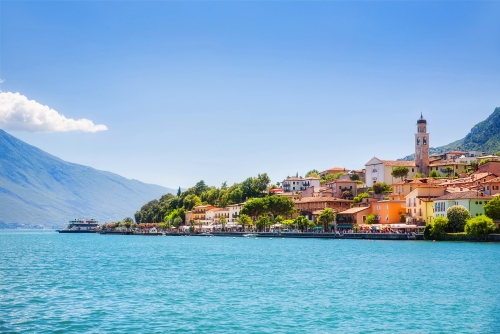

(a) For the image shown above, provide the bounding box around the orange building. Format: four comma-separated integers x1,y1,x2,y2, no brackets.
371,200,406,224
294,197,352,221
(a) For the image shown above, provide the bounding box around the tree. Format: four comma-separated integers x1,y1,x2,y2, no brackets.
317,208,336,232
177,187,181,197
465,215,496,238
391,166,409,181
294,216,310,232
194,180,208,196
429,216,449,240
253,173,271,195
414,173,425,178
470,160,478,171
429,170,439,178
372,182,391,194
365,214,377,224
183,194,202,211
353,192,369,204
484,196,500,221
256,215,271,232
173,217,183,227
219,216,227,231
240,198,267,220
240,177,256,200
266,196,295,218
479,159,491,167
446,205,471,232
445,166,454,177
305,169,320,178
124,217,133,224
237,214,252,231
227,188,243,204
350,173,360,181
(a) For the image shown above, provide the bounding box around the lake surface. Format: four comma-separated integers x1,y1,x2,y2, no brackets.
1,231,499,333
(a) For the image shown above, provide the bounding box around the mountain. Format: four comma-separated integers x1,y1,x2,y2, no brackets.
400,106,500,161
0,129,175,228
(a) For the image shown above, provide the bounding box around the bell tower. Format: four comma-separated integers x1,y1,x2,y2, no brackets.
415,113,429,174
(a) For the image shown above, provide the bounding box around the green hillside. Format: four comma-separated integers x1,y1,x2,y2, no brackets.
401,106,500,160
0,129,175,228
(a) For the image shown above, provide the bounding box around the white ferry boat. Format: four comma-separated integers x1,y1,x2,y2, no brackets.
57,218,100,233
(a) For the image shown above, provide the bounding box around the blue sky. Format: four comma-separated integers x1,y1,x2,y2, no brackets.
1,1,499,189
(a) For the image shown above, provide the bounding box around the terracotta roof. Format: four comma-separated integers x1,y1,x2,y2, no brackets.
434,191,492,201
337,207,371,215
381,160,416,167
429,161,468,166
295,197,353,203
484,177,500,183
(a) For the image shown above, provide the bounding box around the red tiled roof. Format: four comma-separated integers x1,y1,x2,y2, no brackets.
381,160,416,167
435,191,492,201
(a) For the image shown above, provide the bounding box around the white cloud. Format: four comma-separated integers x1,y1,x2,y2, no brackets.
0,92,107,133
0,79,5,83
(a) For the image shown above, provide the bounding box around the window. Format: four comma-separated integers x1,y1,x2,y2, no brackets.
423,137,427,145
417,137,420,145
410,186,413,192
386,204,389,210
412,168,414,172
372,169,377,173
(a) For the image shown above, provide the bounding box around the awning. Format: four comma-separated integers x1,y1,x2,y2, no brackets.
337,224,353,229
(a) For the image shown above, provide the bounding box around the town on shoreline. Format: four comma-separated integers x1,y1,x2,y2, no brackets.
102,115,500,241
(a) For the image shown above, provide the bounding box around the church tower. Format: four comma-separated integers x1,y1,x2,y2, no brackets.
415,113,429,174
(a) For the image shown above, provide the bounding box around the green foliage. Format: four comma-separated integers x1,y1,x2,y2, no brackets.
350,173,360,181
446,205,471,232
256,215,272,231
429,170,439,178
305,170,320,178
484,196,500,220
423,224,432,240
465,215,496,237
353,192,369,204
391,166,409,181
321,172,347,183
479,158,491,167
293,216,310,232
414,173,425,178
365,214,377,224
236,214,253,231
266,196,295,218
240,198,267,219
372,182,392,194
429,216,449,240
317,208,336,231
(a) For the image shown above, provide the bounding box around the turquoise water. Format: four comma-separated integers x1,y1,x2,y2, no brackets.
1,232,499,333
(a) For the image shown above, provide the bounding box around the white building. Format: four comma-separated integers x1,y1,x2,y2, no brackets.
227,203,245,223
282,176,321,193
365,157,418,187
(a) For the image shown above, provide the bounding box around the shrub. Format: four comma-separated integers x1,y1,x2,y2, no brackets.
465,215,496,238
430,216,449,240
479,158,491,167
484,196,500,220
365,214,377,224
446,205,471,232
372,182,392,194
429,170,439,178
423,224,432,240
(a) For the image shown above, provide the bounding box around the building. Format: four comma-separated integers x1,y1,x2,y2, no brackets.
325,179,359,198
433,191,493,219
205,207,230,225
227,203,245,222
336,206,372,229
404,186,446,224
415,113,430,174
391,178,446,200
428,161,469,177
294,197,353,221
188,205,217,224
484,177,500,196
282,176,321,193
319,167,349,177
364,158,418,187
371,200,406,224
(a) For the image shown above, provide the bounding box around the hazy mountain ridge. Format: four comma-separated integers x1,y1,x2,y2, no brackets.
400,106,500,161
0,129,175,228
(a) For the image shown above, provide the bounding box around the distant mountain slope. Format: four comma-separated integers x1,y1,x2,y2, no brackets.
400,106,500,161
0,129,174,228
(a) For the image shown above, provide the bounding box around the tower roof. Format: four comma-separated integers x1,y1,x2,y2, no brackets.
417,112,427,124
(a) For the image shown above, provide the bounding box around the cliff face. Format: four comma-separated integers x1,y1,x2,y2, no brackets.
0,129,174,228
400,107,500,161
